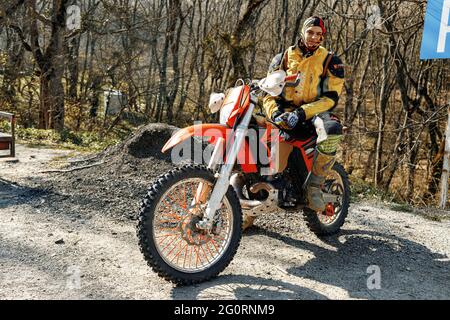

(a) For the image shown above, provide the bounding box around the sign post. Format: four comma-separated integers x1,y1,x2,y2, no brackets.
420,0,450,209
439,108,450,209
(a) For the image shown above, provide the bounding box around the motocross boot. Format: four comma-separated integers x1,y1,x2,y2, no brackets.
306,150,336,211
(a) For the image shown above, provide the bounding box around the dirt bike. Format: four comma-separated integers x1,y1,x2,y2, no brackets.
137,71,350,285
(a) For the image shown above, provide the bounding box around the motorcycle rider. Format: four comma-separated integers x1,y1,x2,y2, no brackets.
263,16,345,212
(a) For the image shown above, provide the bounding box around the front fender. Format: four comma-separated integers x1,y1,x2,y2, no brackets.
161,123,229,153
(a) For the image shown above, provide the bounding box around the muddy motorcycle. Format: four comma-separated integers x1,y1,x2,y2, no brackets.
137,71,350,285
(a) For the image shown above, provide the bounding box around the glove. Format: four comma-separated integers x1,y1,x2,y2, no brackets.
272,108,306,130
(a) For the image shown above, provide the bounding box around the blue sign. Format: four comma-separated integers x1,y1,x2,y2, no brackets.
420,0,450,59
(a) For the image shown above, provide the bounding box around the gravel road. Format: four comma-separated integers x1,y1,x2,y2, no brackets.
1,138,449,300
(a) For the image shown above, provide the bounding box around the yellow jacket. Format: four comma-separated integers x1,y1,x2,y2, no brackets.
263,45,345,120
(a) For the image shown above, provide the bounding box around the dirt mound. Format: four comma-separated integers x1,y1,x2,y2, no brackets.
91,122,204,167
111,123,179,161
40,123,191,221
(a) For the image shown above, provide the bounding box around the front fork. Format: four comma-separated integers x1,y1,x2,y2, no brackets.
196,100,256,230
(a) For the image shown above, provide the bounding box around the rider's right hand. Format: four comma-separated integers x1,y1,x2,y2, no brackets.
272,108,306,131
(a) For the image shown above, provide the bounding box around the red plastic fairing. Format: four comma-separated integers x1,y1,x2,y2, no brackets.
290,137,316,172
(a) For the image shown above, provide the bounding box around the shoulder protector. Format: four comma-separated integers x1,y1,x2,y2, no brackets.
328,54,345,78
268,53,283,73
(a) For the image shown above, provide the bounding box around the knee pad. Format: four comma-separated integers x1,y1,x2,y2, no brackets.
317,134,342,154
314,112,343,154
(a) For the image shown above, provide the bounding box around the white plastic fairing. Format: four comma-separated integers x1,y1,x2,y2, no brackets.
208,92,225,113
313,116,328,144
220,102,234,125
258,70,286,96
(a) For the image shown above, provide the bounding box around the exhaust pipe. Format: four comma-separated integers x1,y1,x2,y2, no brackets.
230,174,279,217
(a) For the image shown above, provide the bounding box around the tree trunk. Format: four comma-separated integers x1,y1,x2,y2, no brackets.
374,49,390,186
31,0,68,131
227,0,267,84
165,0,184,124
49,64,65,130
382,113,408,191
67,35,80,101
39,74,51,129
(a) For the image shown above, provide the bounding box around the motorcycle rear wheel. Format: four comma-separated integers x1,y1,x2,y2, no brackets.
137,164,242,285
303,162,350,236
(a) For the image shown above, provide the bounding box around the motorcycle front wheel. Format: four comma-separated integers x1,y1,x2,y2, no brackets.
137,164,242,285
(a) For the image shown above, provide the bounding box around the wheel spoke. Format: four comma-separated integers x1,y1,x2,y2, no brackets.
173,242,189,264
161,197,185,215
205,241,214,260
157,233,178,245
182,244,189,268
155,232,178,239
160,234,179,253
166,191,185,212
182,183,188,209
210,238,221,254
